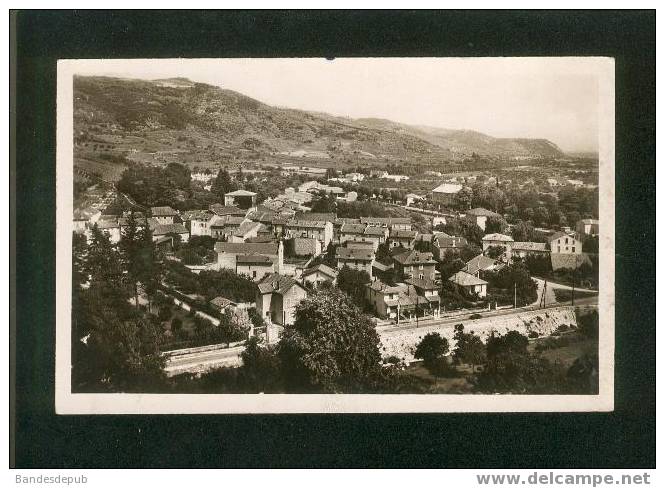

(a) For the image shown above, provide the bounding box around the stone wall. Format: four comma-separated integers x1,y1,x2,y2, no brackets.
378,306,578,363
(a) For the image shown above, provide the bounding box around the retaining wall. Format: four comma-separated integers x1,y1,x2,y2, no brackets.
378,306,578,363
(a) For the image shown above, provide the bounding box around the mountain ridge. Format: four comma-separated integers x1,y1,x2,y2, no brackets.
73,76,566,170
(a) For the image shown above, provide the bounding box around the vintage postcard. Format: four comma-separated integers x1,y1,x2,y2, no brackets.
55,57,614,413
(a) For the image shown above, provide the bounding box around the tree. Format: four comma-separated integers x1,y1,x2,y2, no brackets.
452,324,486,372
414,332,449,368
511,220,535,242
336,266,371,308
454,187,474,210
277,288,383,392
475,331,566,394
485,245,506,259
239,336,283,393
211,168,237,200
485,215,507,234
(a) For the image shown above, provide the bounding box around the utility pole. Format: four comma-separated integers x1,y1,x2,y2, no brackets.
514,282,517,309
571,264,575,307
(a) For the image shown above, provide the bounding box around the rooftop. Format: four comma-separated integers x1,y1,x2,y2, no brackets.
152,223,188,235
226,189,257,197
404,277,438,290
449,271,488,287
214,241,279,255
150,206,178,216
257,273,304,295
512,242,548,251
340,223,367,234
482,233,514,242
336,247,375,261
393,250,436,265
465,207,501,217
464,254,498,275
302,263,338,278
432,183,463,194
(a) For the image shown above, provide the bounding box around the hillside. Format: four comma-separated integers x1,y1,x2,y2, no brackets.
73,76,565,179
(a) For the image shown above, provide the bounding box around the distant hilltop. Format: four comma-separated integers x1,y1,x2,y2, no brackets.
73,75,567,165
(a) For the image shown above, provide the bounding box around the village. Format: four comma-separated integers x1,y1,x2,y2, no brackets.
72,162,600,384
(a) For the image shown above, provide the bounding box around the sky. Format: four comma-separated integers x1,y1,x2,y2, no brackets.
70,57,607,152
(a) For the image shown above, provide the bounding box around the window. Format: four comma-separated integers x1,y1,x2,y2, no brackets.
557,246,561,253
419,273,424,280
565,237,569,244
572,247,575,253
252,271,257,278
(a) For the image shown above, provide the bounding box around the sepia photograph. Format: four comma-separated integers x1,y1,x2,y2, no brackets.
54,56,615,413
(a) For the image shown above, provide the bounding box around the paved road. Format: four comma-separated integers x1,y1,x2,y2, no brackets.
164,298,598,375
165,345,244,374
377,298,598,334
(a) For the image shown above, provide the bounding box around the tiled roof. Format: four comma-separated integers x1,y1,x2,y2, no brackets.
234,221,262,236
226,189,257,197
405,277,438,290
180,210,212,221
393,250,436,265
152,223,188,235
464,254,497,275
432,183,463,194
340,223,366,234
434,234,467,248
512,242,548,251
209,296,236,309
302,263,338,278
390,229,417,239
364,226,388,236
295,212,336,222
209,204,246,216
236,254,274,265
150,206,178,216
465,207,500,217
367,280,404,294
482,233,514,242
287,219,327,229
449,271,488,287
214,241,279,255
335,247,374,261
97,220,119,230
257,273,303,295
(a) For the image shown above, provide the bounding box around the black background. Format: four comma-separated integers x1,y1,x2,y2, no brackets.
11,10,655,468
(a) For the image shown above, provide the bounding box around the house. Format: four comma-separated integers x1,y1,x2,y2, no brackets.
150,222,190,244
511,242,549,259
209,215,250,239
339,223,367,245
370,170,389,178
236,254,278,281
431,183,463,206
432,233,468,260
404,277,441,314
150,206,178,225
229,221,267,243
548,232,583,255
448,271,488,298
180,210,214,237
209,203,248,217
464,254,500,277
366,280,439,320
285,219,333,248
366,281,408,319
290,237,322,257
224,189,257,209
576,218,599,236
96,219,121,244
209,296,237,314
335,246,375,278
482,233,515,256
362,225,389,250
392,250,437,281
360,217,412,231
389,229,418,249
214,241,283,276
73,207,101,233
464,207,501,231
405,193,424,207
301,263,338,287
298,180,320,192
255,273,308,326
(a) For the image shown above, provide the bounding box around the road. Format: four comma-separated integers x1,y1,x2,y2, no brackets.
377,298,597,334
165,345,244,375
164,298,598,375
